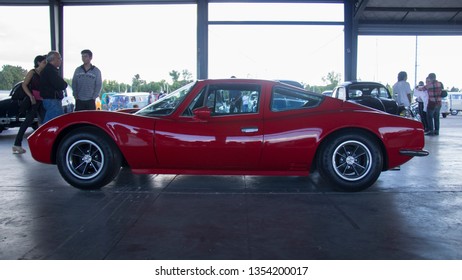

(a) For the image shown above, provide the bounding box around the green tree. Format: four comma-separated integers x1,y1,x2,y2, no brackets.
322,71,341,89
181,69,192,81
0,65,28,90
169,70,180,83
103,80,122,93
131,74,146,92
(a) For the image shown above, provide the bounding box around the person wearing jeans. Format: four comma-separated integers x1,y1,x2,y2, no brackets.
40,51,68,123
425,73,443,136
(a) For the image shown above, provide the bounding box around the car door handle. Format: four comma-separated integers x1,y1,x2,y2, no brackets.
241,127,259,133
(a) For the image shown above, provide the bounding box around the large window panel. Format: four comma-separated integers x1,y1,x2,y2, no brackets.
63,5,196,83
209,3,343,22
0,6,50,72
209,25,344,85
357,36,462,89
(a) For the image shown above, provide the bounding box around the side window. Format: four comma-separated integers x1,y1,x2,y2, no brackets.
182,84,261,116
349,89,363,98
337,87,346,100
271,86,322,112
371,88,379,98
379,87,390,98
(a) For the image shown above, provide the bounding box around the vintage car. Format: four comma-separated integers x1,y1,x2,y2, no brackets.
0,82,39,133
332,81,413,118
27,79,428,192
449,92,462,115
0,83,75,133
108,92,150,111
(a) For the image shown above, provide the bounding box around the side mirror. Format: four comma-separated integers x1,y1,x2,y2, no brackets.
193,106,211,120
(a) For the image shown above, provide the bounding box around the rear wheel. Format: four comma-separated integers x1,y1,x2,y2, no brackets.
317,132,383,192
57,127,122,190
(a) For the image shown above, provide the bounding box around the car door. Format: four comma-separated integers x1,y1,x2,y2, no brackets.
260,85,324,171
154,83,264,170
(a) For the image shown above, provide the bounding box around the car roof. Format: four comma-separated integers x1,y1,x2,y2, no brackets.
197,78,308,91
339,81,386,87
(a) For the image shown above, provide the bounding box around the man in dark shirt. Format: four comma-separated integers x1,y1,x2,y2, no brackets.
40,51,68,123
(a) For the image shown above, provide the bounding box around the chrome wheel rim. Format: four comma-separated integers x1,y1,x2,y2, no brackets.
332,140,372,181
66,140,104,180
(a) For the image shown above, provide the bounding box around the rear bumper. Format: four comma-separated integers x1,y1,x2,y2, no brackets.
399,149,429,157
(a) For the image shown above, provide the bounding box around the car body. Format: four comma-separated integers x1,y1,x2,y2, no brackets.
28,79,428,192
108,92,150,111
322,90,333,97
332,81,412,118
449,92,462,115
276,80,304,88
0,83,39,133
101,92,116,110
441,96,450,118
62,89,75,113
0,83,75,133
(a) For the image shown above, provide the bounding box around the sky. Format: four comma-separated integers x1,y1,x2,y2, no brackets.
0,3,461,90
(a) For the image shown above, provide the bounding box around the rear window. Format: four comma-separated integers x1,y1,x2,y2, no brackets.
271,86,323,112
348,84,390,99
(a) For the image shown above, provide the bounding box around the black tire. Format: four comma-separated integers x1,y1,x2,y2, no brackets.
56,127,122,190
450,110,458,116
317,132,383,192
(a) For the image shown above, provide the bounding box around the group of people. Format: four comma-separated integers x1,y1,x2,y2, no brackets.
393,71,444,136
12,49,102,154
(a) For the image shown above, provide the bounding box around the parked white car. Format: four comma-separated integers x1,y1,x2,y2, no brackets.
441,96,450,118
448,92,462,115
108,92,150,111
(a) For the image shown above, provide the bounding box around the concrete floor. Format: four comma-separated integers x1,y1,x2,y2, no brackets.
0,115,461,260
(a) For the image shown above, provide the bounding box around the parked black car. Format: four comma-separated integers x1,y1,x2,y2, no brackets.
332,81,413,118
0,83,39,133
0,83,75,133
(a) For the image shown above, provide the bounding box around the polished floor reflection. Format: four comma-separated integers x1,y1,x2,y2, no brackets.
0,116,461,259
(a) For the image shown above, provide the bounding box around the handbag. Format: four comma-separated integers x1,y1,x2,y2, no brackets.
32,89,42,100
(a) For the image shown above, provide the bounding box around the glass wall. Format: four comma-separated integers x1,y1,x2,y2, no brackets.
63,5,197,84
357,36,462,89
208,3,345,86
0,6,50,72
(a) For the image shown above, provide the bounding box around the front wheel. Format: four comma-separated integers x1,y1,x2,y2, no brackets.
317,132,383,192
57,127,122,190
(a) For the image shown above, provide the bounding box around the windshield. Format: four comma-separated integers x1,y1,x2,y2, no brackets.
135,82,196,117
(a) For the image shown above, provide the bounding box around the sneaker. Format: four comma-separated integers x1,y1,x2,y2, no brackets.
425,131,434,136
12,146,26,154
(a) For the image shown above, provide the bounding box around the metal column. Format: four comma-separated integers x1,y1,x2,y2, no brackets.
344,0,357,81
197,0,208,79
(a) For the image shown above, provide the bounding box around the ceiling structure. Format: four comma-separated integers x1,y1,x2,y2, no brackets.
1,0,461,80
355,0,462,35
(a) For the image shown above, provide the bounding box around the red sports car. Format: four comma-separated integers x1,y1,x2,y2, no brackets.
28,79,428,192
